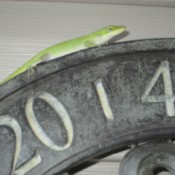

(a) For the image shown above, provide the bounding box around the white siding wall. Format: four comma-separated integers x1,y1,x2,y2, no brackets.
0,1,175,175
9,0,175,8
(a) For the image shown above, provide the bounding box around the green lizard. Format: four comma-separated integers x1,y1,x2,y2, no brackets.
0,25,126,85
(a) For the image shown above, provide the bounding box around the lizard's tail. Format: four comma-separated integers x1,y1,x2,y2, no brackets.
0,51,44,85
0,64,29,85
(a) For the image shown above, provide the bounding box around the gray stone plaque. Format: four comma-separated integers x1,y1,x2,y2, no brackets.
0,39,175,175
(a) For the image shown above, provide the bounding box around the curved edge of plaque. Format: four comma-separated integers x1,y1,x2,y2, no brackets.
0,38,175,101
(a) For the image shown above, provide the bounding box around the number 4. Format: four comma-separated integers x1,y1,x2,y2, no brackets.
141,61,175,117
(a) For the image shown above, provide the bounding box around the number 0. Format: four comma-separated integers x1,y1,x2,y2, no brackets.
25,91,74,151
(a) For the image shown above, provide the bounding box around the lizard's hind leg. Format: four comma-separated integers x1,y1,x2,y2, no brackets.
26,53,51,80
27,66,36,79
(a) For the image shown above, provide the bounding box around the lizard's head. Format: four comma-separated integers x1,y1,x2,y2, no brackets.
92,25,126,45
101,25,126,36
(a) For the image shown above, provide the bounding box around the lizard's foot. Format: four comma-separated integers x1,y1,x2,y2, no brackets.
27,67,36,79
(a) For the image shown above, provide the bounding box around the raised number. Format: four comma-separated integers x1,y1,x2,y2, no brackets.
25,91,74,151
0,115,22,175
0,115,42,175
141,61,175,117
15,149,41,175
95,79,114,120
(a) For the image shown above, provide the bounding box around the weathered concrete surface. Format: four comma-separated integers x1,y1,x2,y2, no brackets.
0,39,175,175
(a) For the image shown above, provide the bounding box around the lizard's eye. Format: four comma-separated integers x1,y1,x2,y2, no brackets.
108,28,113,32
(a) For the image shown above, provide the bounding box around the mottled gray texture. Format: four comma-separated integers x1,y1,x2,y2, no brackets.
119,141,175,175
0,39,175,175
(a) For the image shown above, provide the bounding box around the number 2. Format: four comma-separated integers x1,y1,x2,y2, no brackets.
0,115,41,175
